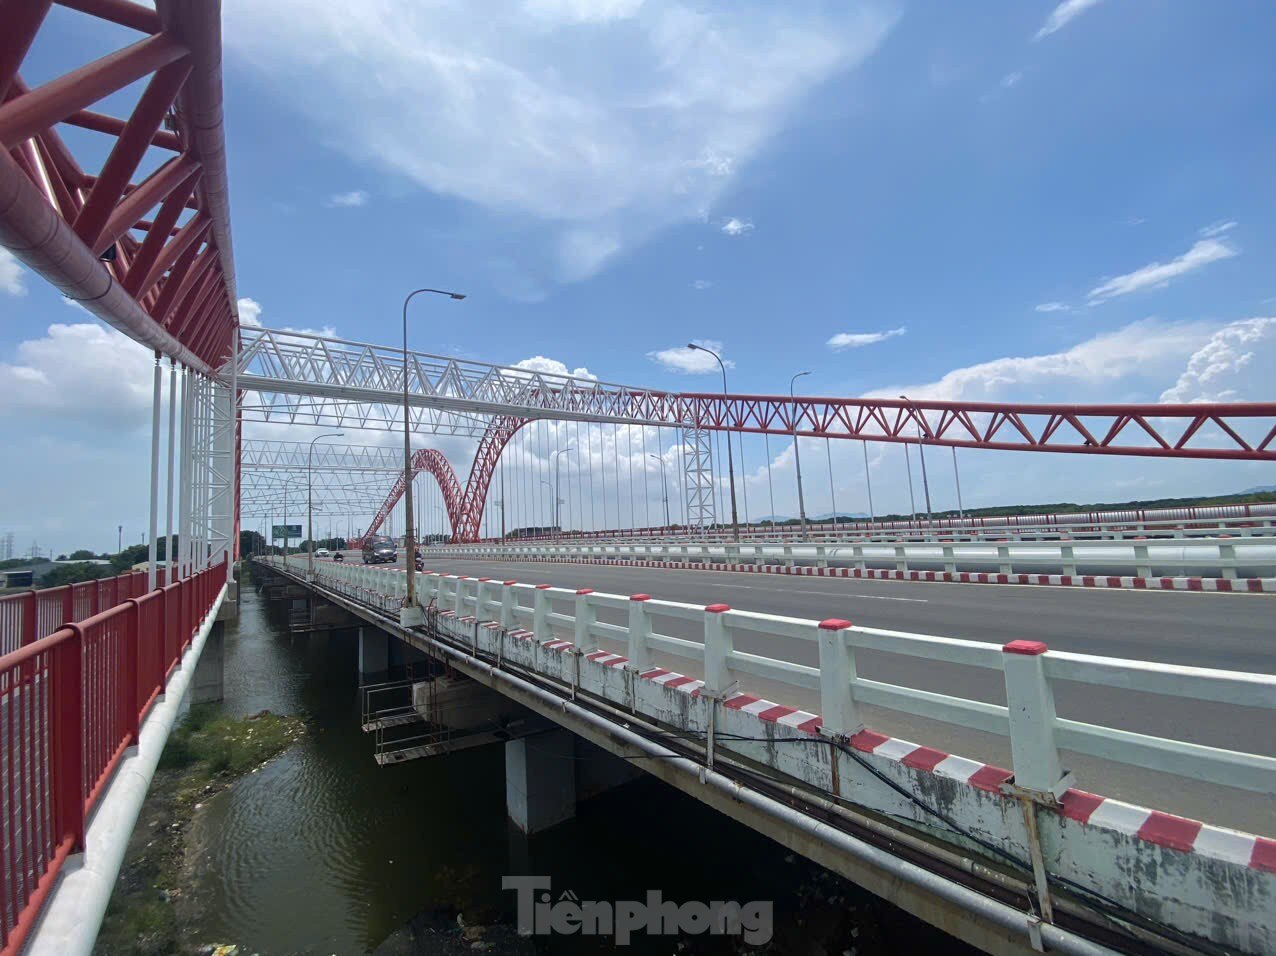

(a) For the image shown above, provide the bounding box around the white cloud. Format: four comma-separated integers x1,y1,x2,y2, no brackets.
512,355,598,381
1034,301,1068,313
523,0,644,24
557,229,621,281
826,327,906,350
224,2,895,284
1159,318,1276,404
1033,0,1104,41
869,318,1217,403
1,247,26,296
238,297,263,327
326,189,369,208
1086,238,1237,305
1000,71,1022,89
692,279,712,290
647,338,733,374
1199,220,1237,238
721,217,754,237
0,323,153,427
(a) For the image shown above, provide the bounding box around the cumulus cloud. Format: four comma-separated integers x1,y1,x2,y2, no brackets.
512,355,598,380
721,217,754,237
1087,238,1237,305
826,327,906,350
0,247,26,296
223,1,895,284
0,323,154,427
869,318,1218,403
326,189,369,207
692,279,712,290
647,339,733,374
1034,301,1068,313
238,297,263,326
1033,0,1104,40
1159,318,1276,404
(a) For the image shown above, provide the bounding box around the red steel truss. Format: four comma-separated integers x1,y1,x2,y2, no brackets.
362,447,468,544
358,397,1276,543
0,0,238,372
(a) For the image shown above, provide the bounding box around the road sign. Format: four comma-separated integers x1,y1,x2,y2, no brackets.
272,524,302,539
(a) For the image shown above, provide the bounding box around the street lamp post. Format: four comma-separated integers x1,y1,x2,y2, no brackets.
401,287,465,626
790,371,811,540
899,395,935,533
307,432,344,578
552,446,574,536
649,453,670,527
686,343,739,540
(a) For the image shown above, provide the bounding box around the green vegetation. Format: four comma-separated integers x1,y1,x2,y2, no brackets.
38,562,114,588
96,706,305,956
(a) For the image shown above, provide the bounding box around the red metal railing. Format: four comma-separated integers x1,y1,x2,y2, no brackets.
0,568,175,658
0,561,225,954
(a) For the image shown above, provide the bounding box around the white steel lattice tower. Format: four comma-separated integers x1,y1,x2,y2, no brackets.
679,414,717,535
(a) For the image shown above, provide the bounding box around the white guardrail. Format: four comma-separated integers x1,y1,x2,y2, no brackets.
421,536,1276,580
270,555,1276,797
511,513,1276,546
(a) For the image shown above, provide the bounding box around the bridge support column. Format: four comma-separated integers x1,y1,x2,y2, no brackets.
506,728,575,834
191,620,225,704
359,626,390,685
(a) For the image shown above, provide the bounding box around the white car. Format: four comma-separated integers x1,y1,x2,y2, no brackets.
315,548,330,557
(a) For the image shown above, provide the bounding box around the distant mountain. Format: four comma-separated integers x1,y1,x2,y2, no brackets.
1241,485,1276,494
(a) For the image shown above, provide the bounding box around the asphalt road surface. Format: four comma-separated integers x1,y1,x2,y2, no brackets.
331,550,1276,835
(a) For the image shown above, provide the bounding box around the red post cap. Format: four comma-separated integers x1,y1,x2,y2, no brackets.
630,593,652,601
503,580,518,586
478,577,492,582
575,588,594,595
819,618,854,630
1004,640,1048,655
705,603,731,613
535,584,552,590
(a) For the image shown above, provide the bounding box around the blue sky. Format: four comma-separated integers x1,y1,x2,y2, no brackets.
2,0,1275,553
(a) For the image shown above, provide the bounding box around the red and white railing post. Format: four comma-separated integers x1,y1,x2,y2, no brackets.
702,603,734,695
626,594,653,672
532,585,552,639
573,588,596,652
817,619,862,738
1002,640,1065,794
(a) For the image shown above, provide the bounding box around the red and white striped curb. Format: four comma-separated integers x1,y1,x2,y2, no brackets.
468,555,1276,593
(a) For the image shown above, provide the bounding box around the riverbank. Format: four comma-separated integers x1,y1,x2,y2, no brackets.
95,706,306,955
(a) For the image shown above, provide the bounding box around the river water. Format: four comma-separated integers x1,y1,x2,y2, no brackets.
182,575,963,954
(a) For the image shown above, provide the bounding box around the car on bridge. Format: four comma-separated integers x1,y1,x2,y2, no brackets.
362,536,398,564
315,548,330,557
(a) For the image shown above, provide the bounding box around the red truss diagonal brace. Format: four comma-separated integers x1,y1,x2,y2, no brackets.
0,0,238,372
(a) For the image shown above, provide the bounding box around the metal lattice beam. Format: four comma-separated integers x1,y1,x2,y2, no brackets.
0,0,239,371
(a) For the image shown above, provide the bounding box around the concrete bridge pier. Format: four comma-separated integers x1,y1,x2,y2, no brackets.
505,731,641,835
359,626,390,684
506,728,576,834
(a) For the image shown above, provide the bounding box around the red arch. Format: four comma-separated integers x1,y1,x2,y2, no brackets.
359,417,527,544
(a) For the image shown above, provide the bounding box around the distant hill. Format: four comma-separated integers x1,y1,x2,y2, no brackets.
1242,485,1276,494
756,512,868,524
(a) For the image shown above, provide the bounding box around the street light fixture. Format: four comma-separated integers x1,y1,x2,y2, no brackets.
790,371,812,540
648,453,671,527
899,395,935,533
401,287,465,627
552,446,574,536
307,432,344,579
686,343,739,540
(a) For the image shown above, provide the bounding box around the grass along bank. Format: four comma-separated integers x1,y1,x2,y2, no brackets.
95,705,306,955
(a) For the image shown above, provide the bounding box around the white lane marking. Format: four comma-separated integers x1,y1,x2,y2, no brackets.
788,588,927,603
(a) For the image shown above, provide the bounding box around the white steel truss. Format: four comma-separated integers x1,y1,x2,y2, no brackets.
234,326,675,432
240,440,404,472
181,370,235,574
680,418,717,533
